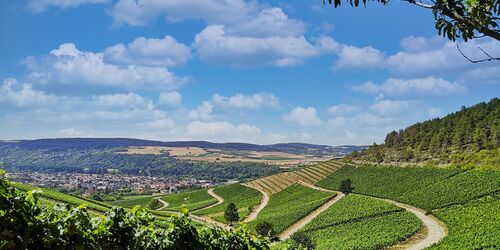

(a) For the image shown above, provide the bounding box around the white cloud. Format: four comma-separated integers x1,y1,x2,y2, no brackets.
110,0,258,26
188,101,214,120
226,8,305,37
24,43,187,90
333,45,385,70
211,93,280,109
193,25,323,67
104,36,191,67
327,104,358,115
186,121,261,136
28,0,108,12
284,106,322,127
0,78,57,108
158,91,182,106
370,100,411,116
92,92,149,108
352,77,466,97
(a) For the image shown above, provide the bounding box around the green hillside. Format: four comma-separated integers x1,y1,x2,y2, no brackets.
348,98,500,169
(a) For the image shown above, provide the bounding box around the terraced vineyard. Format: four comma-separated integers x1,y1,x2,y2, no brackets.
245,160,343,195
193,183,261,222
317,165,500,249
159,188,218,212
108,195,154,208
248,184,334,233
291,195,421,250
12,182,112,214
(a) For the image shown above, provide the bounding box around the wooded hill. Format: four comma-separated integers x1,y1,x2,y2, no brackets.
349,98,499,169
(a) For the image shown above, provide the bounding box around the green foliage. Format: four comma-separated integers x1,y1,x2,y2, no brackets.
300,195,404,231
0,171,270,249
430,196,500,249
160,189,217,212
290,232,315,250
107,195,154,208
224,203,240,224
302,211,420,250
317,165,461,201
249,184,333,233
324,0,500,42
148,198,161,210
256,222,278,241
348,98,500,169
193,183,262,222
339,179,353,194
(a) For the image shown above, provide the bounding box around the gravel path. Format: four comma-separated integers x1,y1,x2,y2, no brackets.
278,181,344,240
242,183,270,222
156,197,169,210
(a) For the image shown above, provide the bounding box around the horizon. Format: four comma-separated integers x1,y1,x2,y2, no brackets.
1,0,498,145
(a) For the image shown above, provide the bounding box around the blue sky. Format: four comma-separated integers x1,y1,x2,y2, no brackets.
0,0,498,145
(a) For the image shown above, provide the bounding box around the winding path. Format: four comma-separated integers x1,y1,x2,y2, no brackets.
200,188,224,211
156,197,169,211
242,183,270,222
296,182,447,250
278,181,345,240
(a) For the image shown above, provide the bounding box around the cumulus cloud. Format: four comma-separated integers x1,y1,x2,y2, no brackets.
158,91,182,106
188,101,214,120
193,25,326,67
91,92,149,108
24,43,188,90
352,77,466,97
327,104,359,115
0,78,57,108
370,100,411,116
104,36,191,67
333,45,385,70
186,121,261,137
28,0,108,12
211,93,280,109
284,107,322,127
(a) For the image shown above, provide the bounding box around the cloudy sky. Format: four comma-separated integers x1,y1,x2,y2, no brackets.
0,0,498,145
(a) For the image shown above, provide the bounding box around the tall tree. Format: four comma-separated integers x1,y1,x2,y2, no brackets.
224,203,239,224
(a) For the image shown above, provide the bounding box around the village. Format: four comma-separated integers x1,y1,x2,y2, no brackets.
7,171,214,196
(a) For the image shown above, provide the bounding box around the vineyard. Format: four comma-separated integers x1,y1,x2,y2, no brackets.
245,160,342,195
286,195,421,249
316,164,500,249
193,183,262,222
107,195,154,208
248,184,334,233
159,188,218,212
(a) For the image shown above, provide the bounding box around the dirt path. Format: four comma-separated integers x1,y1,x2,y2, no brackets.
242,184,270,222
299,182,447,250
189,214,232,230
156,197,169,211
383,199,447,250
278,182,344,240
199,188,224,211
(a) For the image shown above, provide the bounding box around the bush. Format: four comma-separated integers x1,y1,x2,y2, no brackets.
339,179,354,194
224,202,239,224
0,169,270,250
291,232,315,250
256,222,277,241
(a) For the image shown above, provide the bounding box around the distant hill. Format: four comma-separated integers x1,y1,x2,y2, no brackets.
349,98,499,169
0,138,365,157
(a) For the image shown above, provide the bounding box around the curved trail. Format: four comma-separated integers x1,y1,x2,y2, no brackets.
383,199,447,250
242,183,269,222
298,182,447,250
199,188,224,211
278,181,345,240
156,198,169,210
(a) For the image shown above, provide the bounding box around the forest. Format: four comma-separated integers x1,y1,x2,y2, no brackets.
348,98,499,168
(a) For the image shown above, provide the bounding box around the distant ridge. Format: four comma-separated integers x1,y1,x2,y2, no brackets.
0,138,367,156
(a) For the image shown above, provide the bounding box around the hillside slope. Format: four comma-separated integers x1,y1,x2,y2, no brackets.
349,98,499,168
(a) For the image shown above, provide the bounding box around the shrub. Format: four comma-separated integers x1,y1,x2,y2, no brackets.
224,202,239,224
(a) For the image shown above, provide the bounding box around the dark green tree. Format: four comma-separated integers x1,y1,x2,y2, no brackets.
339,179,354,194
224,203,239,224
256,222,277,241
323,0,500,43
291,232,316,250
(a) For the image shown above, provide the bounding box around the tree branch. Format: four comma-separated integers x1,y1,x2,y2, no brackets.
456,43,500,63
402,0,435,9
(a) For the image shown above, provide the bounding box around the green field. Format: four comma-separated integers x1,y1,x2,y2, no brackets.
160,188,218,212
107,195,154,208
249,184,333,233
193,183,261,222
13,182,112,214
317,165,500,249
293,195,421,250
